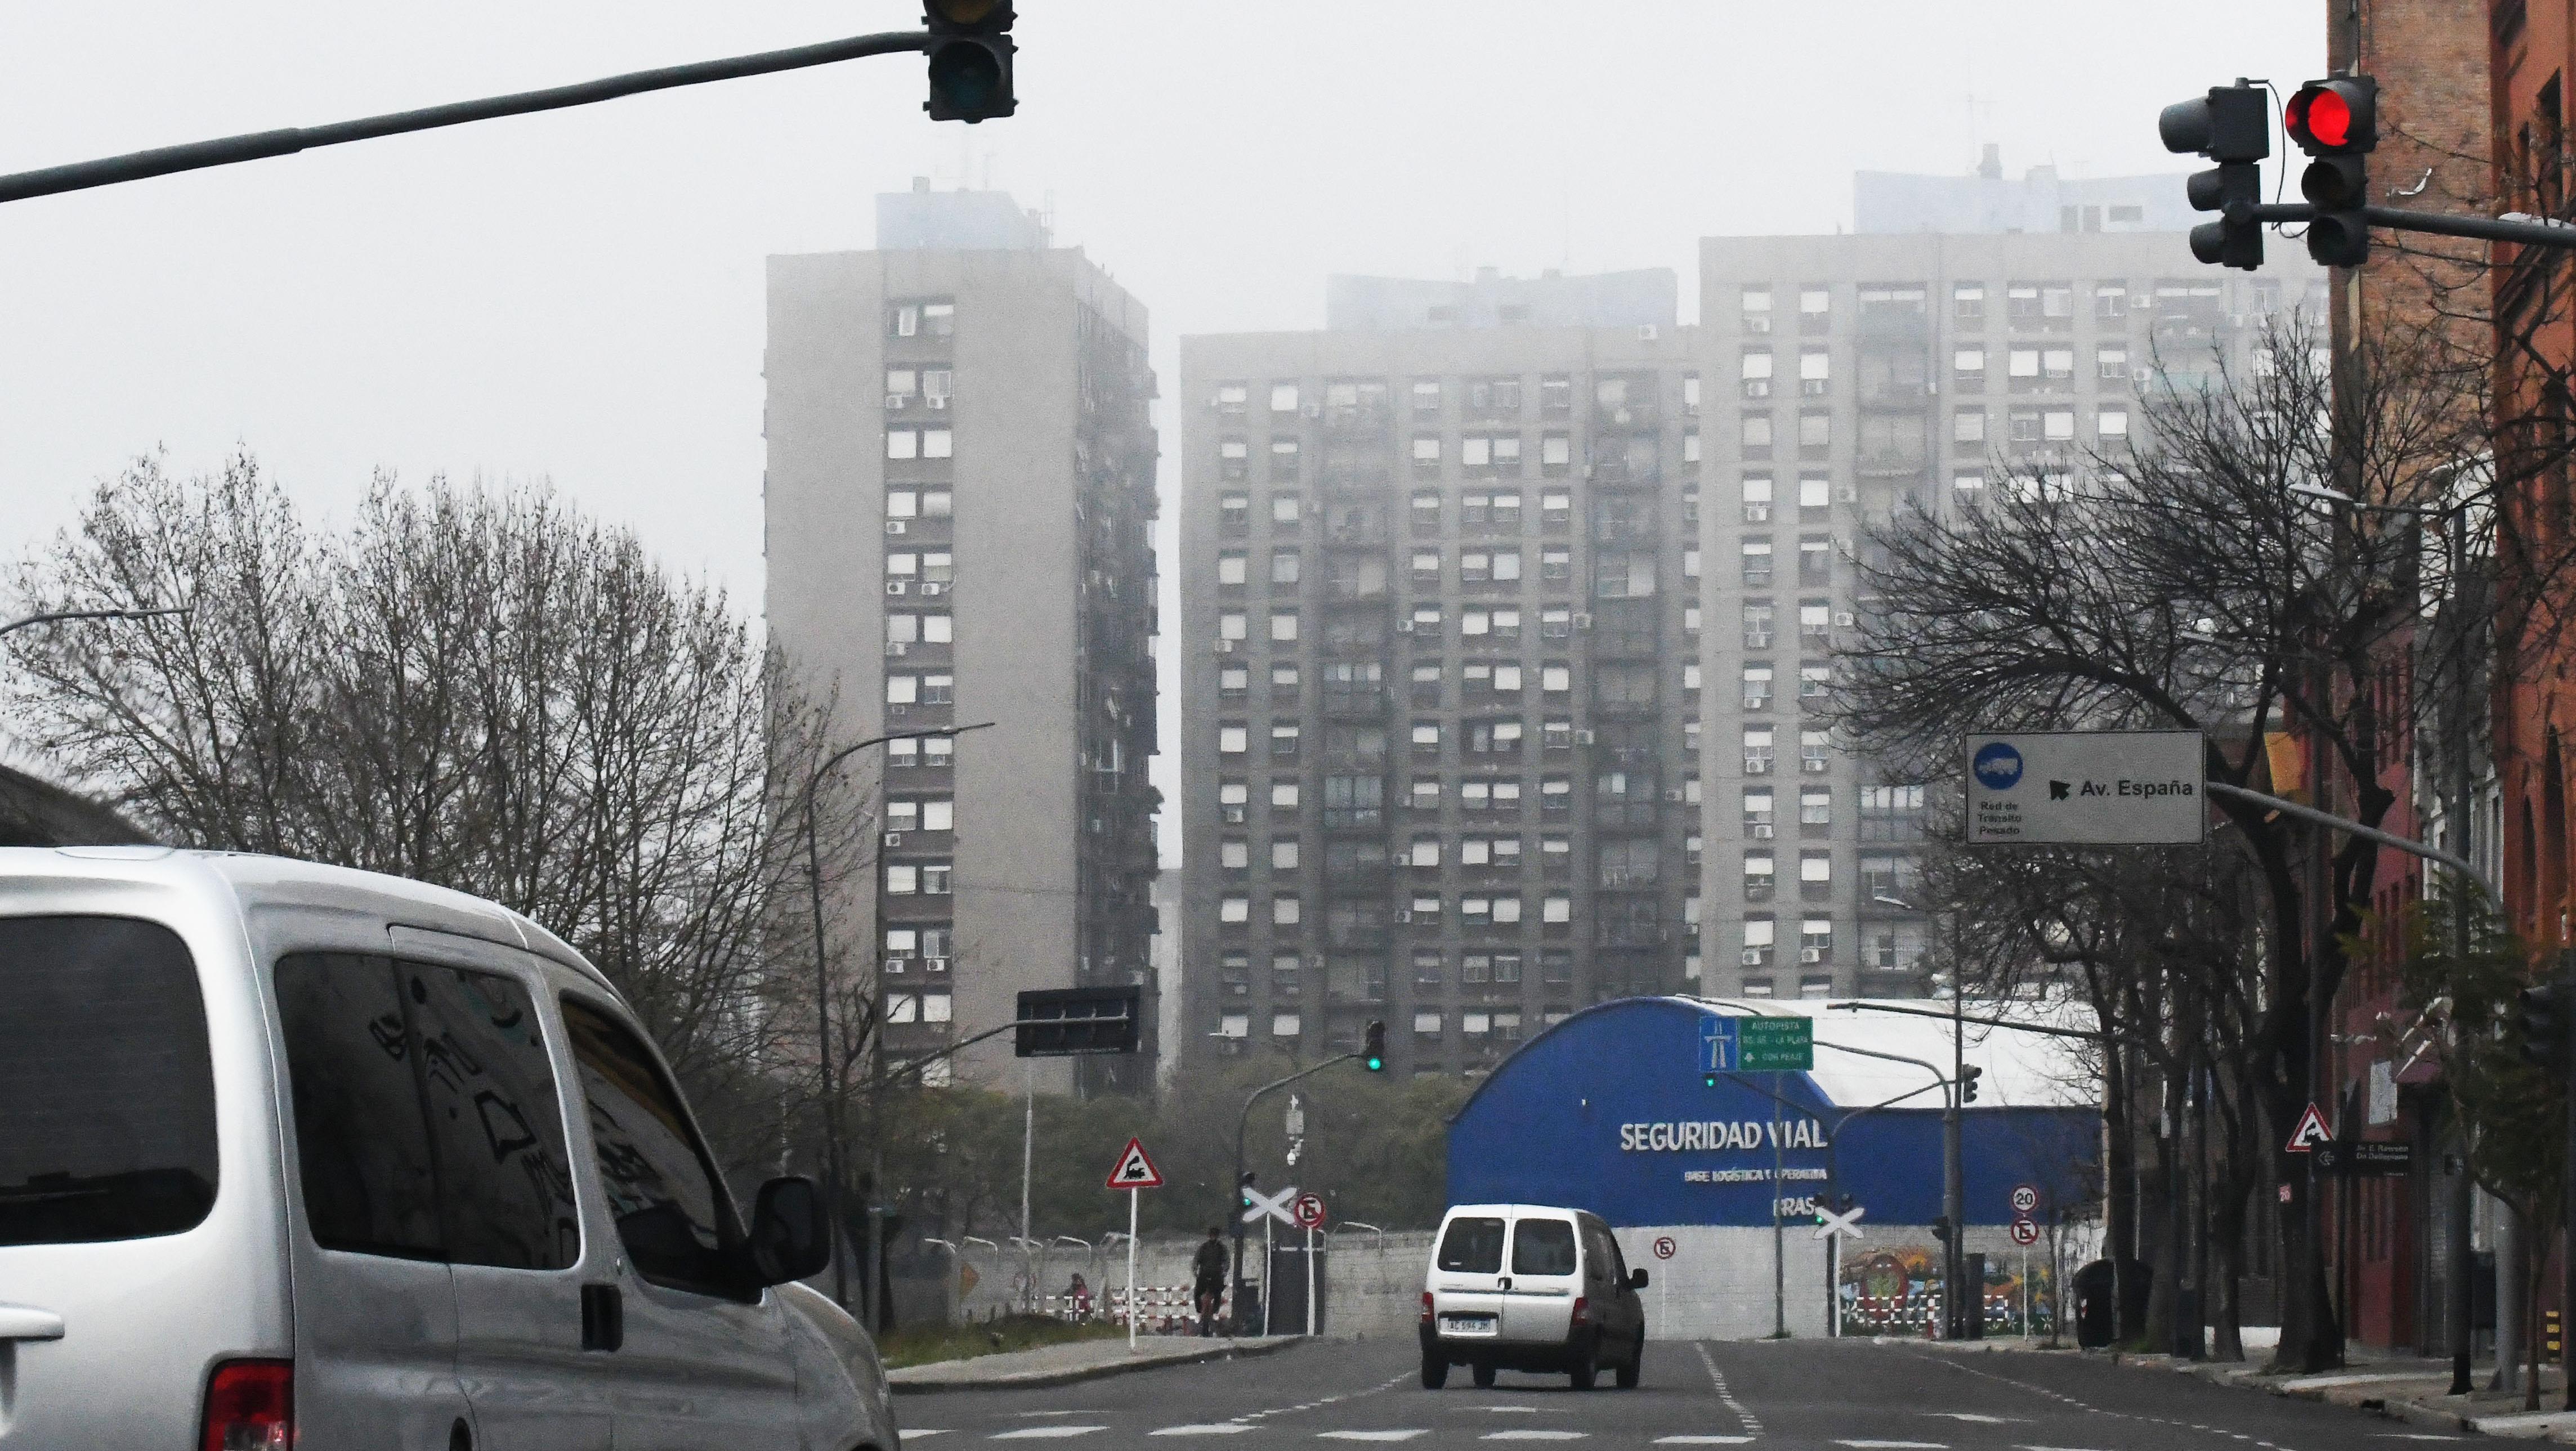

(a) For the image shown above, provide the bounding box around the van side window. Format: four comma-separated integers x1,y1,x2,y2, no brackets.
275,954,445,1259
1510,1218,1578,1277
275,955,582,1270
414,967,580,1270
1436,1216,1506,1274
561,998,741,1296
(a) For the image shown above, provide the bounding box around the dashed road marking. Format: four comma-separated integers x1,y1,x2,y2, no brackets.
1926,1414,2024,1423
1836,1442,1948,1449
1926,1354,2313,1451
1655,1439,1755,1446
1150,1427,1257,1437
990,1430,1106,1441
1481,1434,1587,1443
1694,1342,1763,1438
1316,1434,1429,1443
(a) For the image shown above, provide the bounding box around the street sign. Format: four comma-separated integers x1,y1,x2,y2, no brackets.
1293,1192,1327,1230
2314,1140,2413,1177
1241,1184,1299,1228
2009,1217,2041,1247
1652,1236,1678,1260
1103,1136,1164,1190
1813,1203,1867,1241
1701,1014,1813,1073
1964,730,2207,845
2009,1183,2040,1215
1015,986,1143,1056
1740,1016,1814,1072
1701,1016,1739,1073
2284,1102,2333,1153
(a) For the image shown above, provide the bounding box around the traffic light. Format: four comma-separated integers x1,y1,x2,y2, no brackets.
2286,75,2378,267
1238,1170,1258,1210
1362,1019,1387,1071
1932,1215,1954,1244
2516,980,2570,1075
2159,83,2270,270
1959,1063,1984,1105
924,0,1016,124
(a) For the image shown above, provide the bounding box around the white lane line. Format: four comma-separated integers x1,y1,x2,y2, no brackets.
1481,1434,1587,1442
1929,1353,2318,1451
991,1430,1107,1441
1470,1406,1541,1414
1316,1434,1430,1443
1152,1427,1258,1437
905,1435,952,1442
1692,1342,1763,1438
1656,1439,1755,1446
1017,1410,1083,1418
1926,1414,2024,1423
2015,1446,2114,1451
1836,1442,1948,1449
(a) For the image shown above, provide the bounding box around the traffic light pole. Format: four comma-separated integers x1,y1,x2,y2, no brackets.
1228,1047,1371,1336
0,29,934,205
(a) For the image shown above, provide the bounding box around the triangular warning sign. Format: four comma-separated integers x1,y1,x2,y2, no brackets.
1104,1136,1164,1190
2284,1102,2333,1153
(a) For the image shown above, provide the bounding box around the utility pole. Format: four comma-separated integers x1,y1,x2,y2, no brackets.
1945,961,1967,1338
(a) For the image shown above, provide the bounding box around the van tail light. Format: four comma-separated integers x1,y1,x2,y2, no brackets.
1570,1296,1590,1327
1421,1292,1435,1323
200,1359,293,1451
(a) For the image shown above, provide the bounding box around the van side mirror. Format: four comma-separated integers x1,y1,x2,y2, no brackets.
747,1176,831,1287
1628,1268,1649,1290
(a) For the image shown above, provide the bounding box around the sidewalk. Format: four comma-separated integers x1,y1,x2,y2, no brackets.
1925,1333,2576,1442
888,1334,1302,1395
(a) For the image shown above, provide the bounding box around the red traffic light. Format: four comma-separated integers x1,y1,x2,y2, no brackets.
2287,77,2378,155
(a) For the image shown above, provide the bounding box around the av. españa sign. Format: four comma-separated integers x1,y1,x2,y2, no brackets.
1965,731,2207,845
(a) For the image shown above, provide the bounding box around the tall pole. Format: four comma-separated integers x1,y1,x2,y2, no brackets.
1126,1188,1141,1353
1772,1070,1786,1337
1227,1050,1370,1335
800,720,993,1313
1945,969,1966,1338
2443,512,2479,1398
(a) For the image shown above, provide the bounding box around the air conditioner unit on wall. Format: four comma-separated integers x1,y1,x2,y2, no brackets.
1575,729,1596,745
887,520,907,535
1751,823,1773,839
1637,324,1660,342
887,643,909,657
884,832,904,847
1741,950,1765,967
926,395,949,410
1222,807,1246,824
886,581,909,595
1801,948,1825,964
922,582,947,597
885,394,908,410
1835,612,1857,629
1215,639,1237,653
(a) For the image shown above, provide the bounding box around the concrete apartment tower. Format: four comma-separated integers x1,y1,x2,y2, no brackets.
1177,268,1703,1078
1694,159,2323,1002
764,181,1160,1092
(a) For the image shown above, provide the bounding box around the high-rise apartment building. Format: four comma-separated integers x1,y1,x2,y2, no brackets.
1177,269,1704,1077
1693,169,2324,1002
764,183,1160,1092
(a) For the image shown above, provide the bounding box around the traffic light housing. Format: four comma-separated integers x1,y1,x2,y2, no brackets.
1932,1215,1955,1244
1959,1063,1984,1105
1238,1170,1258,1210
2160,83,2270,271
1362,1019,1387,1072
924,0,1016,124
2287,75,2378,268
2516,980,2570,1075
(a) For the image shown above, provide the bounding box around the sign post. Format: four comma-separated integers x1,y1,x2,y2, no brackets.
1103,1137,1165,1350
1241,1184,1299,1338
1964,731,2207,845
1293,1193,1328,1337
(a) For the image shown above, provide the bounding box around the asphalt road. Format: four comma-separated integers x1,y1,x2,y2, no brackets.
895,1336,2471,1449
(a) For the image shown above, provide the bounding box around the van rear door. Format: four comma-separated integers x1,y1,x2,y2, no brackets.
1425,1212,1509,1339
1498,1213,1582,1343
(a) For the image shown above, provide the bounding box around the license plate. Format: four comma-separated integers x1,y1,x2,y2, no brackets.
1440,1314,1497,1336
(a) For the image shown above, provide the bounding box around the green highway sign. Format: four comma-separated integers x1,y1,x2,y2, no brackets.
1739,1016,1814,1072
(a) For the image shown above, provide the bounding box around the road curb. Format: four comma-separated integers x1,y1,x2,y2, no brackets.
889,1335,1304,1395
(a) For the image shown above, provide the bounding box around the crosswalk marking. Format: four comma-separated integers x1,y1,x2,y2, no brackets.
1481,1433,1586,1442
1927,1414,2024,1424
991,1430,1106,1440
904,1435,950,1441
1316,1434,1430,1443
1150,1427,1255,1437
1654,1439,1754,1446
1836,1442,1948,1449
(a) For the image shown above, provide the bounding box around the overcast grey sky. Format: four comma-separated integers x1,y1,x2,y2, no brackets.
0,2,2322,858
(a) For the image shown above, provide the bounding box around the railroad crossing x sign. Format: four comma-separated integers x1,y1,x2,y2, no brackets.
1241,1184,1300,1228
1812,1202,1867,1241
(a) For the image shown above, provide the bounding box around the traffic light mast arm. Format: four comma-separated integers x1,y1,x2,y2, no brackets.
2206,781,2478,877
0,29,933,205
2364,204,2576,250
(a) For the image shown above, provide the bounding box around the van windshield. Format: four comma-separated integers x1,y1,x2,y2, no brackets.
0,916,218,1246
1436,1215,1506,1273
1511,1218,1578,1276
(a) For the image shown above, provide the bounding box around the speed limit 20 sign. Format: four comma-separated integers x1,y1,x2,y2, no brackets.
2010,1183,2041,1216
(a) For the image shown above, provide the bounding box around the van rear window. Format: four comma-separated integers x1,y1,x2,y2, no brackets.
1511,1218,1578,1276
1436,1215,1506,1273
0,916,218,1246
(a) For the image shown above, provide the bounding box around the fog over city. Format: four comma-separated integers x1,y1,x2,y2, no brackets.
0,1,2317,861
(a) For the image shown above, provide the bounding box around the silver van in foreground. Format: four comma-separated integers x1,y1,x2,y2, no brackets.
0,847,901,1451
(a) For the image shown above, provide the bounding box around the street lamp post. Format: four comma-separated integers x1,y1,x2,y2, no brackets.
0,604,190,642
1876,892,1968,1339
798,719,994,1318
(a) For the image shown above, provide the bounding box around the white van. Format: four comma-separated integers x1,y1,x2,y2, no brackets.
1419,1203,1647,1390
0,847,902,1451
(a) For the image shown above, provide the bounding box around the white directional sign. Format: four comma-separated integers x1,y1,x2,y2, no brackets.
1813,1203,1867,1241
1241,1184,1300,1228
1965,731,2207,845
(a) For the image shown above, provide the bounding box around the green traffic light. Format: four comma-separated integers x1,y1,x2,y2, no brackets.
1702,1072,1719,1089
1365,1054,1383,1071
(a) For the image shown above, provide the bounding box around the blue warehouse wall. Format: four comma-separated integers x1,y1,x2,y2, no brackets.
1446,998,2099,1229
